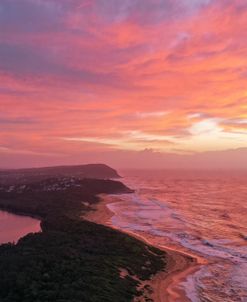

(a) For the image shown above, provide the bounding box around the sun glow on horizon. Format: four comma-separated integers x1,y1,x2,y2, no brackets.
0,0,247,167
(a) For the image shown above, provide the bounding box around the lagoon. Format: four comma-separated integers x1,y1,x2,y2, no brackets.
0,210,41,244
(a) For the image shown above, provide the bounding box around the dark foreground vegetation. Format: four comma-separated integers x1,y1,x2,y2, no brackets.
0,166,166,302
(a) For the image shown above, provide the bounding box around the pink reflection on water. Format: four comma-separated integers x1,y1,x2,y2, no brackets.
0,210,41,244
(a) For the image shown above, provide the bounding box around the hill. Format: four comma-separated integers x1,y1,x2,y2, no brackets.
0,164,120,185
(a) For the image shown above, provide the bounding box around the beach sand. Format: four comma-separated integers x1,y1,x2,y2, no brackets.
84,195,207,302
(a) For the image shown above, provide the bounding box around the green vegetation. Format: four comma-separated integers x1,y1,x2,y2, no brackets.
0,178,132,218
0,177,166,302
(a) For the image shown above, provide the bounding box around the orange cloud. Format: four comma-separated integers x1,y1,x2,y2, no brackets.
0,0,246,167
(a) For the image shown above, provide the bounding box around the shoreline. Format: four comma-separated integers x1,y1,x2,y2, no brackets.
0,207,42,222
84,194,206,302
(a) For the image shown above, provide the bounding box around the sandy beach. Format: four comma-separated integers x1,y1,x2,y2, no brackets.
84,194,207,302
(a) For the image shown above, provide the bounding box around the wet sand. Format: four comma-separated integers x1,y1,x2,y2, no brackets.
84,195,207,302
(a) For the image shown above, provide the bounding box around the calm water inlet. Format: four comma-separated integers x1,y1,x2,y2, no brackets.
0,210,41,244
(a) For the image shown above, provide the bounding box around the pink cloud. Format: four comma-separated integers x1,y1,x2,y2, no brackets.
0,0,246,168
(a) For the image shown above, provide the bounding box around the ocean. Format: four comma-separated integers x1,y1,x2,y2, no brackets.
106,170,247,302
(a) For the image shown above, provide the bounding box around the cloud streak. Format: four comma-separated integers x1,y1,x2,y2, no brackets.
0,0,246,167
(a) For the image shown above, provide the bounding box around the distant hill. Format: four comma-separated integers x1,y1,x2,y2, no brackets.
0,164,120,185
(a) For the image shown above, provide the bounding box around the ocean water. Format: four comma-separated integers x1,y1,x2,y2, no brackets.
106,170,247,302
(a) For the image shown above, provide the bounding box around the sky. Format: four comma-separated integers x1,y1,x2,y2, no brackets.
0,0,247,169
